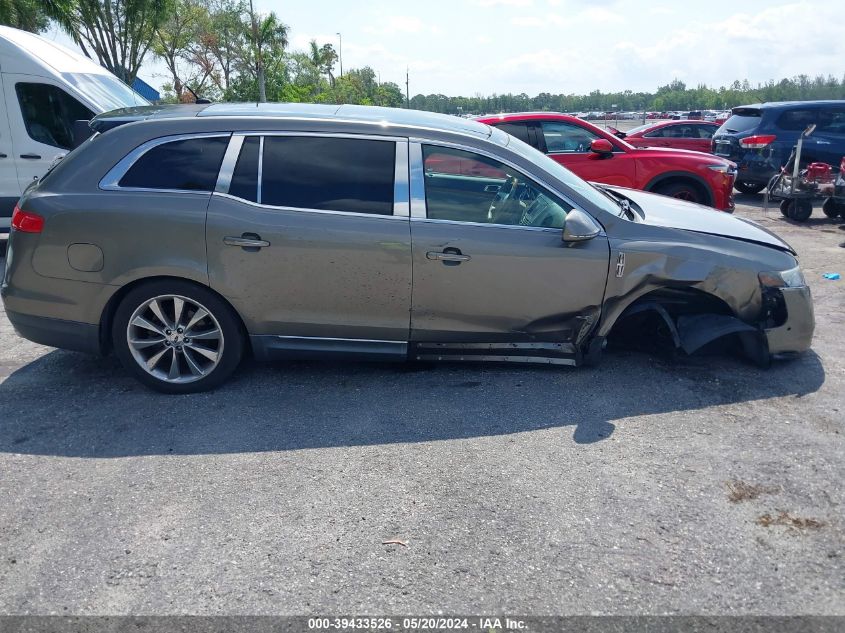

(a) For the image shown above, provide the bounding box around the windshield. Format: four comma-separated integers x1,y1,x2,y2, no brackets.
501,132,622,217
61,72,150,112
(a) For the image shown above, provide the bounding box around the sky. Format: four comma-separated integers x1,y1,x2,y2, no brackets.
46,0,844,97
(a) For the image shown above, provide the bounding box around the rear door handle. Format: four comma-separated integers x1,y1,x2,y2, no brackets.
0,153,7,158
223,234,270,249
427,250,471,263
20,154,41,160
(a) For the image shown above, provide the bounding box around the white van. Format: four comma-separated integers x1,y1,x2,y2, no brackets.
0,25,149,237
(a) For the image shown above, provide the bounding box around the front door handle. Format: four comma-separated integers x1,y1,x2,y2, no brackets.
427,249,471,264
0,153,7,158
20,154,41,160
223,233,270,249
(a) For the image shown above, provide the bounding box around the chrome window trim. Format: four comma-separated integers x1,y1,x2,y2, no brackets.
215,132,405,217
257,136,264,204
212,191,408,221
99,132,232,192
408,138,588,229
215,134,245,194
393,141,410,217
409,142,426,219
233,130,407,142
410,217,562,233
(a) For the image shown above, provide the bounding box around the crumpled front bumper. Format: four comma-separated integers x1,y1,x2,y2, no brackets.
765,286,815,356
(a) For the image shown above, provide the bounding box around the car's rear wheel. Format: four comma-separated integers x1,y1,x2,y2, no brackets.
653,181,704,205
734,181,765,195
112,280,243,394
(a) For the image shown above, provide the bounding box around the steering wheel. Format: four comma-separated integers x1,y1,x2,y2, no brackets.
487,176,519,223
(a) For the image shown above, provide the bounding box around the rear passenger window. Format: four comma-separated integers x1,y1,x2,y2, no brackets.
494,122,531,145
228,136,260,202
118,136,229,191
261,136,395,214
776,109,818,131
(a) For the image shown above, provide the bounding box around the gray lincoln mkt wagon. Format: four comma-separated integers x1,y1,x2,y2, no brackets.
1,104,814,393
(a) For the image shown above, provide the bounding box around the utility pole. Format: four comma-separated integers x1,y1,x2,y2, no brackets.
249,0,266,102
405,67,410,109
336,32,343,77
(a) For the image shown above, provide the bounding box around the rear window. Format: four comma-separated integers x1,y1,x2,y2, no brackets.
261,136,395,215
720,112,761,134
119,136,229,191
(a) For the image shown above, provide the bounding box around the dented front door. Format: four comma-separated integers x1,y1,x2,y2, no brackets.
409,220,610,349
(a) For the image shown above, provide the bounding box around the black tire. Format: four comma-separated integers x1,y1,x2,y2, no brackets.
734,181,765,195
821,197,844,219
112,279,244,394
779,199,790,217
783,199,813,222
653,181,705,205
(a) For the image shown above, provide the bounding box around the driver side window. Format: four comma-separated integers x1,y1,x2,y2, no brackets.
422,145,572,229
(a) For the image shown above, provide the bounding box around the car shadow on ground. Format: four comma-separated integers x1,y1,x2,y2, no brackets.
0,346,825,457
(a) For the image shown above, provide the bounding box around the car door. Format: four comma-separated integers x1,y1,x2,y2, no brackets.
692,124,716,153
2,75,93,190
535,120,638,188
0,74,21,228
206,133,412,357
409,142,609,363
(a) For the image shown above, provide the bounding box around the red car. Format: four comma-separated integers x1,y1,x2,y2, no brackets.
476,113,736,211
611,120,719,153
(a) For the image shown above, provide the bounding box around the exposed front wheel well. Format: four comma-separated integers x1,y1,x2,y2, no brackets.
605,288,767,364
98,276,250,356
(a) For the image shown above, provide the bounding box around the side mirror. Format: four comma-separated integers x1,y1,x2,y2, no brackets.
562,208,602,242
588,138,614,159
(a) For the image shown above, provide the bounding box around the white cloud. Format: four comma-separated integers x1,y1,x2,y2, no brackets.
473,0,534,7
578,7,623,23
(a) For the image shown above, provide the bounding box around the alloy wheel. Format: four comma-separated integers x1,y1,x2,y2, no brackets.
126,294,224,384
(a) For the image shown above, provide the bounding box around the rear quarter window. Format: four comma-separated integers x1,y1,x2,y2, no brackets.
118,136,229,191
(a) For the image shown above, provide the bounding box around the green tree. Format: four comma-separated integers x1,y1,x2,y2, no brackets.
244,1,287,102
64,0,172,83
0,0,74,33
308,39,337,86
153,0,213,101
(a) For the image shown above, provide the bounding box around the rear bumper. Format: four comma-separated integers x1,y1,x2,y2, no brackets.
764,286,815,356
6,310,101,354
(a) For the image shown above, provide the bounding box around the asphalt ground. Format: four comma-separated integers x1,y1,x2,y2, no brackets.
0,191,842,616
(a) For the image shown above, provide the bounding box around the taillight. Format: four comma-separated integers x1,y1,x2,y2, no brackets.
739,134,776,149
11,205,44,233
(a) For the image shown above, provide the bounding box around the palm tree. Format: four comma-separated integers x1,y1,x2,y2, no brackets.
0,0,75,34
308,39,337,87
246,0,287,102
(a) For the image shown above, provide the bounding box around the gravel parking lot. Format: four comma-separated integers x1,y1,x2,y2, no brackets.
0,194,842,615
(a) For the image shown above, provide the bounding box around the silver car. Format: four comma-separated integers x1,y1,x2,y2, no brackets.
1,104,814,393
